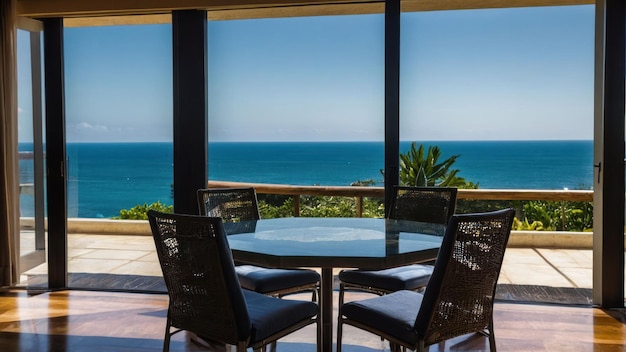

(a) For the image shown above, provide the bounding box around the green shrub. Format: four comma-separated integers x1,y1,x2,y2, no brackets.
522,200,593,231
114,201,173,220
259,198,295,218
259,196,385,219
512,217,544,231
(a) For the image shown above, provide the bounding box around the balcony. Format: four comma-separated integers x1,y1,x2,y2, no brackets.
18,182,601,306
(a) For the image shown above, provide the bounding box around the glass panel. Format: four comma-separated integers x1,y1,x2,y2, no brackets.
64,22,172,290
17,23,48,289
400,6,595,304
207,15,385,217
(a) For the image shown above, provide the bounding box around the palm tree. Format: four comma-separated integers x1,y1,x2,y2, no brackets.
399,143,477,188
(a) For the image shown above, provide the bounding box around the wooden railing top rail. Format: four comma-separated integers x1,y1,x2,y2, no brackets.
207,181,594,202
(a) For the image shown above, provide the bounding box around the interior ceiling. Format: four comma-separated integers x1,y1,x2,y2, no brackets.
17,0,593,25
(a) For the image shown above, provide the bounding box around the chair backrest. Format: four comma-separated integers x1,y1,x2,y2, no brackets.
414,208,515,347
197,187,261,221
147,210,251,345
388,186,457,224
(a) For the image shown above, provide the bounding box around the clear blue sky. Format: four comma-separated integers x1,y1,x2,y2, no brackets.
17,5,595,143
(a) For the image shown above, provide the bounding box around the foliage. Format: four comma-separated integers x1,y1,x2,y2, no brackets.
351,179,378,186
512,217,544,231
522,200,593,231
457,199,593,232
301,196,360,217
259,198,295,218
395,142,478,189
259,196,385,219
258,195,594,231
114,201,173,220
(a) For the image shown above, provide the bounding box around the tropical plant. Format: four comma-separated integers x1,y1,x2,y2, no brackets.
522,200,593,231
512,217,545,231
396,142,478,188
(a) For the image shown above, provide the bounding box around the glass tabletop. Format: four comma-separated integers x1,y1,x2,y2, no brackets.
225,217,445,269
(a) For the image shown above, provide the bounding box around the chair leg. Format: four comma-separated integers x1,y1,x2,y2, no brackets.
338,283,346,307
389,342,404,352
163,317,172,352
437,340,445,351
336,283,345,352
317,314,322,352
336,316,344,352
488,319,497,351
417,340,426,352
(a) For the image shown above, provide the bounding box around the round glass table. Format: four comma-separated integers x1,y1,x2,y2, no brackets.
225,217,445,352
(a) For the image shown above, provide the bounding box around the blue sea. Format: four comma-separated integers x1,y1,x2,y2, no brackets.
18,141,593,218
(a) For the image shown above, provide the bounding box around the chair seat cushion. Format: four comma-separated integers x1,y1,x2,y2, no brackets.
339,264,434,292
341,290,423,346
236,265,320,294
243,290,318,344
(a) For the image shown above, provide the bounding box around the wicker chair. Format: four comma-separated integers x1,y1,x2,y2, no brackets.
337,208,515,352
148,210,320,352
337,187,458,307
197,187,320,299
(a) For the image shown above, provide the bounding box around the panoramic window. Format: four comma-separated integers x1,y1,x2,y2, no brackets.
207,15,385,188
64,23,173,218
400,5,595,305
63,22,173,289
400,6,594,190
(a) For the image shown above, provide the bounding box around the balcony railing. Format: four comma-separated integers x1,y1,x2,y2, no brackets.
21,181,597,249
207,180,593,217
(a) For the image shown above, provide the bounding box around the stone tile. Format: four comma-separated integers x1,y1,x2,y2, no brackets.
501,263,572,287
68,258,128,274
497,271,513,285
537,249,589,267
558,268,592,288
503,248,547,265
22,262,48,275
75,249,151,261
108,261,163,276
534,248,593,288
111,237,155,251
68,248,95,258
69,234,153,251
136,251,158,262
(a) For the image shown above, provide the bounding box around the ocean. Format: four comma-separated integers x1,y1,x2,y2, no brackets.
18,140,593,218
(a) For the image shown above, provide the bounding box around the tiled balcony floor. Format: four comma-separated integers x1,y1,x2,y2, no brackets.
19,231,607,303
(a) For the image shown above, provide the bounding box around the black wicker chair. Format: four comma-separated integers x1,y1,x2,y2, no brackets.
148,210,320,352
197,187,320,299
337,208,515,352
337,187,458,307
387,186,458,224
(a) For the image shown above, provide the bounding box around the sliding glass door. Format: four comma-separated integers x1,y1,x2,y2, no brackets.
17,17,47,288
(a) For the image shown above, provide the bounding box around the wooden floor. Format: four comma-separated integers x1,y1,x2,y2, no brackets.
0,289,625,352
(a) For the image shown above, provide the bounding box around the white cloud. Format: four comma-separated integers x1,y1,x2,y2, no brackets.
76,122,109,132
